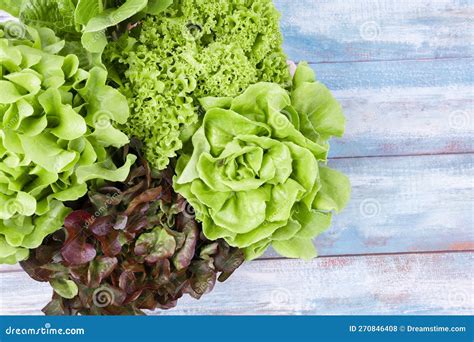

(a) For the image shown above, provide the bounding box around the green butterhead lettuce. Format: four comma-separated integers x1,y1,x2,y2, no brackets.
175,62,351,260
0,24,136,264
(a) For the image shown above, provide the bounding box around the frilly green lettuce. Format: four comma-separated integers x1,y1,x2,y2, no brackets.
105,0,291,171
174,62,351,260
0,24,136,264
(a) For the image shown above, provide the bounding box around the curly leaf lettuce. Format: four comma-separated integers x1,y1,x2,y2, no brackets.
0,24,136,264
105,0,291,170
175,62,351,260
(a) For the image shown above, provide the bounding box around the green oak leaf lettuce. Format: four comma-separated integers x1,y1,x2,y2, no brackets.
0,24,135,264
12,0,173,54
175,62,351,260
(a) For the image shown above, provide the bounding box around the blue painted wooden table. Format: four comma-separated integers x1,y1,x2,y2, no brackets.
0,0,473,315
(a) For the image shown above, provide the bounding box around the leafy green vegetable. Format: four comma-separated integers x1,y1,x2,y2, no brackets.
13,0,173,55
21,152,244,315
0,24,135,264
175,62,351,260
19,0,77,37
0,0,24,17
105,0,291,171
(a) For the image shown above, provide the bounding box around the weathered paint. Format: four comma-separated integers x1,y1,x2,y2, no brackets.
274,0,474,62
0,0,472,316
329,84,473,157
1,252,472,315
264,153,474,257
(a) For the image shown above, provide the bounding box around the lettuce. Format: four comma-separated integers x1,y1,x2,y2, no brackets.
0,24,136,264
20,155,243,315
175,62,351,260
105,0,291,171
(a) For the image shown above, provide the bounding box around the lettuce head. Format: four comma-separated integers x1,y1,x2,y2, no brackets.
0,23,136,264
174,63,351,260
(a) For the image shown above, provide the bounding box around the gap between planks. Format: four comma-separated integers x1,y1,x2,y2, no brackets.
306,56,474,65
1,251,472,315
1,250,473,274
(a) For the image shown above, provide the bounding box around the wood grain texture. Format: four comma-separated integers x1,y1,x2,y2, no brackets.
314,57,473,157
1,252,472,315
0,0,473,317
262,153,474,257
0,153,469,268
329,84,473,158
274,0,474,63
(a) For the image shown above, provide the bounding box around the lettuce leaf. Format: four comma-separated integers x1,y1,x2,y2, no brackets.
175,63,351,260
0,0,24,17
0,25,135,264
105,0,291,170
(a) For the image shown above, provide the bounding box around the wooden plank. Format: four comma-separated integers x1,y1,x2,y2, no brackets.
265,153,474,257
0,153,471,267
312,58,472,91
329,85,473,158
1,252,472,315
312,58,474,157
274,0,474,63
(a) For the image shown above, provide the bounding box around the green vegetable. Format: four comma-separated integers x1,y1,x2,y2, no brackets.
174,62,351,260
0,24,136,264
20,153,244,315
10,0,173,55
105,0,291,171
0,0,23,17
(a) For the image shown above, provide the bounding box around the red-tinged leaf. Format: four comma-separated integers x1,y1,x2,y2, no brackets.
88,216,114,237
114,214,128,230
24,154,244,315
61,237,96,266
97,231,122,257
125,186,162,215
118,270,137,294
172,221,198,270
186,259,217,299
214,241,245,282
42,296,68,315
87,257,118,288
64,211,93,231
124,289,143,305
20,258,53,282
137,289,159,310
